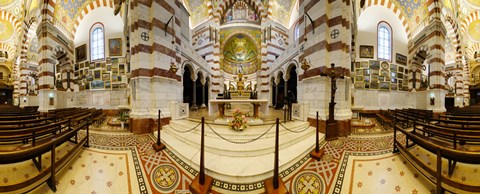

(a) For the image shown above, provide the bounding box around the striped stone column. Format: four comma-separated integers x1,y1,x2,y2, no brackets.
462,56,470,106
426,20,446,112
36,21,56,112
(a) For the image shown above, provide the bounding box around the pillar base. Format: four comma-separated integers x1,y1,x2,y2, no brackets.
264,176,288,194
310,147,325,161
152,142,165,152
189,174,213,194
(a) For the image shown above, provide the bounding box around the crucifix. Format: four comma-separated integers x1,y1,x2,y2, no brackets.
321,63,345,141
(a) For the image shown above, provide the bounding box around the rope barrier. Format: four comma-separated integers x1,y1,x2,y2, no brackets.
206,123,275,144
279,123,311,133
166,122,201,133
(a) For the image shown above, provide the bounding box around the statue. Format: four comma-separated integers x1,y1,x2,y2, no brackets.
236,73,245,92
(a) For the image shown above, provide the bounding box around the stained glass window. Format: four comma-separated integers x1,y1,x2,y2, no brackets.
378,22,392,61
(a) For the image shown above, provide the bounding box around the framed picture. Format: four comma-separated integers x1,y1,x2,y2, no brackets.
390,64,397,72
102,72,110,81
79,85,85,91
112,75,118,82
108,38,122,56
355,62,361,68
361,61,369,68
74,71,79,77
74,63,79,71
107,65,112,71
95,63,101,68
85,82,90,90
370,82,379,89
101,62,106,68
94,70,101,80
371,75,379,82
391,77,397,83
105,81,111,89
381,69,389,76
112,83,120,89
379,76,385,82
398,66,404,73
363,69,370,76
355,76,364,82
397,73,404,79
399,80,403,86
356,69,363,75
380,82,390,90
360,45,374,58
369,60,380,69
364,76,370,82
112,63,119,69
371,69,379,75
364,82,370,89
381,61,389,70
89,62,95,69
396,53,407,65
75,44,87,62
90,80,105,90
391,84,398,90
391,72,396,77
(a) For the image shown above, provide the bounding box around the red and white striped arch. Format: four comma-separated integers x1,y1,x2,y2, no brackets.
460,11,480,38
0,11,22,40
358,0,411,39
0,43,15,60
72,0,115,35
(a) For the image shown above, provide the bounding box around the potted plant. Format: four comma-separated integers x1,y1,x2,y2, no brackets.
229,108,248,131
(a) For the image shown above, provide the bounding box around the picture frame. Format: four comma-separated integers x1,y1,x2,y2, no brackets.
80,62,85,69
364,82,370,89
381,61,389,70
391,77,397,83
371,69,379,75
102,72,110,81
112,75,118,82
95,63,101,68
364,76,370,82
369,60,380,69
371,75,379,82
107,65,112,71
381,69,389,76
370,82,379,89
361,61,369,68
356,69,363,75
379,76,385,82
112,83,120,89
105,81,111,89
354,82,364,89
363,69,370,76
93,70,101,80
391,84,398,91
355,76,364,82
380,82,390,90
390,64,397,72
108,38,122,56
396,53,407,65
397,73,404,79
74,63,79,71
90,80,105,90
359,45,374,58
112,63,119,69
398,66,404,73
75,44,87,62
89,62,95,69
355,62,361,68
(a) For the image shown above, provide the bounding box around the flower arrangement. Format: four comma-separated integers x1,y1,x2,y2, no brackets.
229,108,248,131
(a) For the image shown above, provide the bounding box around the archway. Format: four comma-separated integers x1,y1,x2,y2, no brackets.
287,65,297,103
194,71,203,109
275,72,285,109
183,66,194,107
271,77,276,107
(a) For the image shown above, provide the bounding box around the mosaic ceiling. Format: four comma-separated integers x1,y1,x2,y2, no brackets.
220,28,262,75
0,18,14,43
182,0,297,28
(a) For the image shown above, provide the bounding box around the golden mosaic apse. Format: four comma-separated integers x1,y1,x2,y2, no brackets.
0,0,15,7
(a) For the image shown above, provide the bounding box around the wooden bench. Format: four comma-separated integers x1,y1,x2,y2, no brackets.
393,123,480,193
0,113,92,193
91,109,106,127
375,110,393,129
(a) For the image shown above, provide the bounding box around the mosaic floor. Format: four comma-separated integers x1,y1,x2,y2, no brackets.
3,118,470,193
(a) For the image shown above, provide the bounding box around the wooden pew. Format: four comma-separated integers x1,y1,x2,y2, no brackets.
393,123,480,193
0,114,91,193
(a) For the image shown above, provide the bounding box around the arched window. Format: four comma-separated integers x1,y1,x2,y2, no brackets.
294,24,300,41
90,23,105,61
377,22,392,61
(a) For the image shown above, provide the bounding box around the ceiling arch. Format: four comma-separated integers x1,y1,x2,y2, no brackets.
359,0,411,39
72,0,115,35
0,11,21,43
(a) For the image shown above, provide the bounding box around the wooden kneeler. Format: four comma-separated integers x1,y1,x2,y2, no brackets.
153,110,165,151
264,118,289,194
189,117,213,194
310,111,324,160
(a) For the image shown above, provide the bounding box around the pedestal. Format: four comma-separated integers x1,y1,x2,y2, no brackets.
253,103,260,118
310,147,325,161
264,176,289,194
189,174,213,194
326,121,338,141
152,143,165,151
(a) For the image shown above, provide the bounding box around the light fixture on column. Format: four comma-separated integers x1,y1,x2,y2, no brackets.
169,61,178,73
301,58,310,72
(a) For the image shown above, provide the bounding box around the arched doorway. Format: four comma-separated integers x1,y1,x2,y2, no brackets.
287,65,298,103
194,72,202,108
275,72,285,109
183,65,194,107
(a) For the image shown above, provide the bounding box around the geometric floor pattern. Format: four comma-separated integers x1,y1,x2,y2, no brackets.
12,121,446,194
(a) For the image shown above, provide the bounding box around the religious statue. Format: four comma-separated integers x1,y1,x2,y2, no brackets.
236,73,245,92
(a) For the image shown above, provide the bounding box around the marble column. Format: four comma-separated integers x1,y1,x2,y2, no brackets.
192,76,198,110
201,78,206,108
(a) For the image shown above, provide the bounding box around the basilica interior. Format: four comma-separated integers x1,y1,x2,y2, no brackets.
1,0,480,193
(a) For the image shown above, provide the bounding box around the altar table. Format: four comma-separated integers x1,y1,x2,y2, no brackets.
208,99,269,117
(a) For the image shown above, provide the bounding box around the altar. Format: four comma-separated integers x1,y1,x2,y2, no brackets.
208,99,269,117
